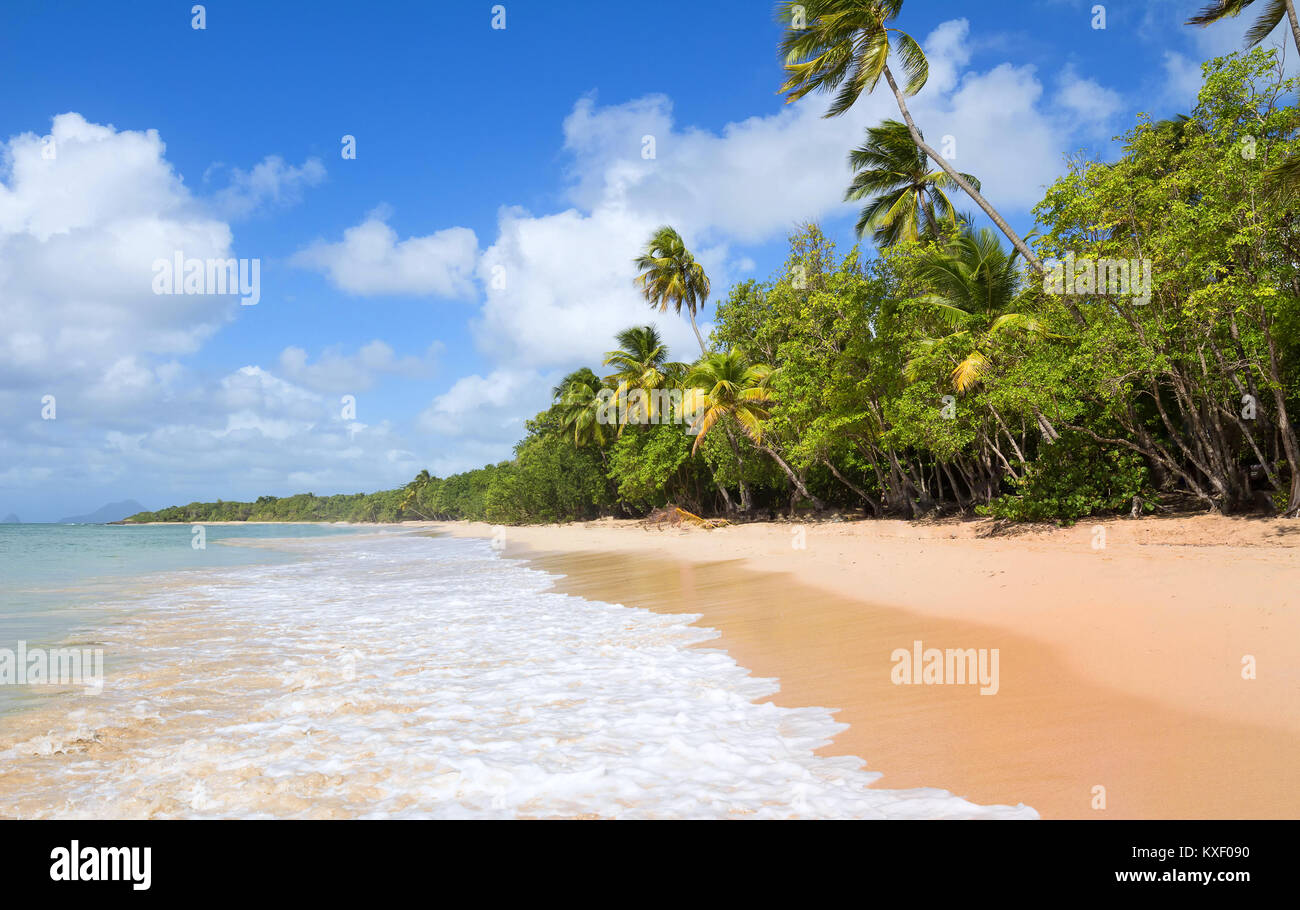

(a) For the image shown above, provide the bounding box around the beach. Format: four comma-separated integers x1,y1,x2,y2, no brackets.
0,526,1034,819
2,515,1294,819
433,515,1300,819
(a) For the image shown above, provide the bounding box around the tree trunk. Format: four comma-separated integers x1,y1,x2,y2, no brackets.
688,310,707,356
881,65,1089,328
1286,0,1300,61
760,444,824,510
722,424,754,512
821,458,882,515
882,68,1037,270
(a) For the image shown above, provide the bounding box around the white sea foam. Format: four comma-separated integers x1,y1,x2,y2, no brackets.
0,534,1037,819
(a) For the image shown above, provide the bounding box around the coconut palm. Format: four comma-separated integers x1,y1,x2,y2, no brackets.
1265,153,1300,202
778,0,1044,273
1187,0,1300,57
685,351,825,509
905,228,1047,392
633,226,711,355
846,119,978,247
552,367,611,449
400,469,434,519
601,325,685,430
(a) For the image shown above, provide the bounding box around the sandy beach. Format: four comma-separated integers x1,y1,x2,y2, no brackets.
431,515,1300,819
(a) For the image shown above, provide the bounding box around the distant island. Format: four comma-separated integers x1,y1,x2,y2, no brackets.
2,513,20,524
59,500,148,524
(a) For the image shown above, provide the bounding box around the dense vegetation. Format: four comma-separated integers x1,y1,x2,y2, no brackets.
131,42,1300,527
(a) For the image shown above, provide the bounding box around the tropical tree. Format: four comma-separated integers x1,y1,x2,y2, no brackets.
552,367,611,449
601,325,683,429
846,119,977,246
634,226,712,355
905,228,1047,393
685,351,825,509
777,0,1043,273
400,469,435,519
1187,0,1300,57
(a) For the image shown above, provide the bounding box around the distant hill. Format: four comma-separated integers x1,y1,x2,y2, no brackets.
1,513,19,523
58,500,147,524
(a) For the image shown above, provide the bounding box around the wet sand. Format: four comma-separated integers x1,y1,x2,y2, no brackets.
437,517,1300,819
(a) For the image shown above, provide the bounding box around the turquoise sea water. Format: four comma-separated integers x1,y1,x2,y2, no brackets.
0,523,362,714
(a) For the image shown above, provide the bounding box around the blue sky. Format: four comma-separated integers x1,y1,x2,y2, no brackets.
0,0,1288,520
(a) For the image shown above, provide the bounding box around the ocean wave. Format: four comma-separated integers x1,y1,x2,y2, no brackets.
0,534,1037,819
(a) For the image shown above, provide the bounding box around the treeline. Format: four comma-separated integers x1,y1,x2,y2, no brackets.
135,52,1300,527
126,491,407,524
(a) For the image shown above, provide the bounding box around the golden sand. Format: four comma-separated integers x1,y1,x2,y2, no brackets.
434,516,1300,819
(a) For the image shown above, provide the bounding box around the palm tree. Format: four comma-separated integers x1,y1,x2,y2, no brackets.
601,325,683,430
552,367,611,448
400,469,434,519
905,228,1047,393
685,351,825,509
1187,0,1300,57
778,0,1044,275
846,119,978,247
633,226,711,355
1265,153,1300,202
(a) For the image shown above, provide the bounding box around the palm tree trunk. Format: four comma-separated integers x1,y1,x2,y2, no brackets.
1286,0,1300,60
882,66,1039,270
688,311,707,356
881,65,1089,329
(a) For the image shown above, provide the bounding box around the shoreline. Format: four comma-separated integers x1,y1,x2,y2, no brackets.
431,515,1300,819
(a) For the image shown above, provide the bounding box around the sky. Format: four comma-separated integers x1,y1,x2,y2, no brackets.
0,0,1291,521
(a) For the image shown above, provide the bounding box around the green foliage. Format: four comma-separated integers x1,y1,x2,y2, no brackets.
982,431,1152,523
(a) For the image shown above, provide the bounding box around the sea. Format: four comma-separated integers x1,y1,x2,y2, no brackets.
0,523,1036,819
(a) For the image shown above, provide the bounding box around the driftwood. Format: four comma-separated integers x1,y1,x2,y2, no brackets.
643,505,731,531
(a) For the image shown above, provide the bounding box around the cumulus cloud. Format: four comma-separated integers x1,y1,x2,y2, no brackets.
207,155,326,219
0,113,239,388
418,368,545,441
277,340,441,394
0,361,428,517
291,207,479,297
1055,64,1126,136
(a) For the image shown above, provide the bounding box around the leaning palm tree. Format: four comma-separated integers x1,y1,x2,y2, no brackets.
1187,0,1300,58
400,469,435,519
777,0,1043,273
685,351,825,509
633,226,711,355
846,119,978,247
552,367,611,449
601,325,684,431
905,228,1047,393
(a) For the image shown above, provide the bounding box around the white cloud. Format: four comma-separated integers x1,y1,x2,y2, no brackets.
278,340,440,394
418,368,545,441
208,155,326,219
1056,65,1125,136
291,207,479,297
1161,51,1206,108
0,113,239,388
